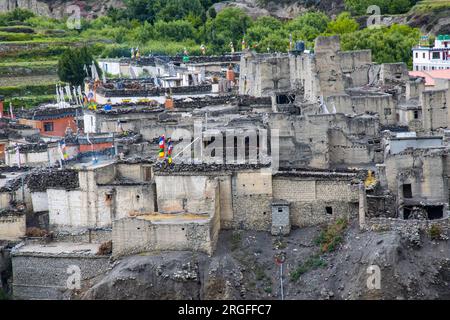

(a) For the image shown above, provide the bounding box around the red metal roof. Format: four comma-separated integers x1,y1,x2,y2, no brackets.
409,69,450,86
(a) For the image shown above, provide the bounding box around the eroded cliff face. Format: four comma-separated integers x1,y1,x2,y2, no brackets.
213,0,345,19
0,0,124,19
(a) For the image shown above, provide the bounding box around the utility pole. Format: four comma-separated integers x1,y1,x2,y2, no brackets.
275,251,286,300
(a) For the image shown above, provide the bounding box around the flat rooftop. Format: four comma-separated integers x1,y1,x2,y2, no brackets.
136,213,210,224
13,242,101,256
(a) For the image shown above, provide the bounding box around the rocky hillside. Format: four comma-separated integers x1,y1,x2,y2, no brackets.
213,0,345,19
81,221,450,300
0,0,125,19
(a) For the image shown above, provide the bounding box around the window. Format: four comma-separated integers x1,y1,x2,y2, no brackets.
384,108,392,116
415,52,418,58
416,66,419,71
432,52,440,59
423,53,426,59
278,207,283,213
43,122,54,132
413,111,419,119
326,207,333,215
403,184,412,198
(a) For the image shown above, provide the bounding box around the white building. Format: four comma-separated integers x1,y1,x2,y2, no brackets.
413,35,450,71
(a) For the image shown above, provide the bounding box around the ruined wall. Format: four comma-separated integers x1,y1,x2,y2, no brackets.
328,129,374,165
421,89,449,132
273,176,358,227
385,149,448,203
339,50,372,88
289,53,317,101
380,63,409,85
350,94,396,125
313,36,345,98
239,52,291,97
0,213,25,240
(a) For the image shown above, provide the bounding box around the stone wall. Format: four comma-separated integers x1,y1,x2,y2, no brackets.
384,148,448,203
230,171,272,231
273,175,359,227
12,252,110,300
112,214,219,257
421,89,449,132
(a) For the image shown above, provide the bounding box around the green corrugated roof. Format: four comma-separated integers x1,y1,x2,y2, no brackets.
437,35,450,40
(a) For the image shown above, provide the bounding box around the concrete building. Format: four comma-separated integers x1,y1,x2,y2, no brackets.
413,35,450,71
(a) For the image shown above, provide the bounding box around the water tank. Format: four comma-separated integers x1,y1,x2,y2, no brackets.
295,41,305,53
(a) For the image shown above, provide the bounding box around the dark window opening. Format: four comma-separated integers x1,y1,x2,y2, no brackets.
427,206,443,220
404,207,412,220
278,207,283,213
136,195,140,201
413,111,419,119
105,194,112,201
245,136,250,161
234,136,238,160
44,122,54,132
432,52,440,59
403,184,412,199
326,206,333,215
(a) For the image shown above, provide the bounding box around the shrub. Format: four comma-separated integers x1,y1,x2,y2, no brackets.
290,254,327,282
97,240,113,255
429,224,443,240
26,227,47,237
314,218,348,253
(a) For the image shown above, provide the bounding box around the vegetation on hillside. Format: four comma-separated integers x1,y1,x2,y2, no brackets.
0,1,429,108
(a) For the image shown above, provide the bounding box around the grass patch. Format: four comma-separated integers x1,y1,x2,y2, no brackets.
5,95,55,109
254,263,267,281
0,288,10,300
429,224,443,240
314,218,348,253
230,231,242,251
290,253,327,282
0,83,59,98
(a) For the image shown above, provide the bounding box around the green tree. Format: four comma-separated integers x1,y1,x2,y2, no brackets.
206,8,252,52
325,12,359,35
154,19,196,42
341,24,420,68
58,47,102,86
123,0,163,23
252,16,283,31
157,0,204,21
